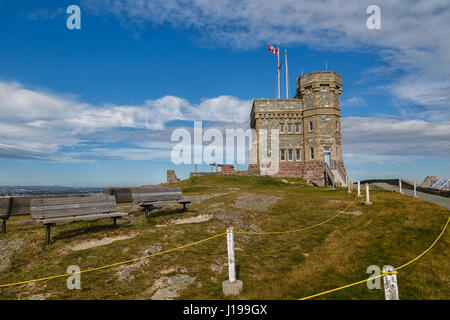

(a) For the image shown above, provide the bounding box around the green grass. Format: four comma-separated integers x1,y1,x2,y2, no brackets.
0,175,448,300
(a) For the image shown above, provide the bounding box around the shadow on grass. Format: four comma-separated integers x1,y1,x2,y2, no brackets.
52,221,127,242
148,207,198,218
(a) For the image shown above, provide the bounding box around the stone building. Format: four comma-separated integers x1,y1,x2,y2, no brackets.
248,71,348,186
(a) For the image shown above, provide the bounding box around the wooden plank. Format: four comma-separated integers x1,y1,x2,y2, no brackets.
30,195,114,206
31,204,118,219
31,201,117,212
133,193,183,202
38,212,128,224
104,188,133,203
131,187,181,193
0,197,31,216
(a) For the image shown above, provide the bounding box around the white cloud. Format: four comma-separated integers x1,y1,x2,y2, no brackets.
341,96,368,108
1,80,449,162
83,0,450,119
0,81,251,160
342,117,450,156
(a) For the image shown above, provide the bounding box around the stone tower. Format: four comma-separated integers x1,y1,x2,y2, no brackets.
249,71,347,185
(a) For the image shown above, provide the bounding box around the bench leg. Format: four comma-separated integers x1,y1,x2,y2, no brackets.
1,218,6,234
45,224,52,245
145,207,149,218
113,217,117,230
183,203,187,211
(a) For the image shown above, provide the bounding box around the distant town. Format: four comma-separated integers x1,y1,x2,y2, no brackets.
0,186,103,197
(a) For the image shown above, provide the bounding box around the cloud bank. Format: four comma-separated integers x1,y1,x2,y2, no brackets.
1,81,449,162
83,0,450,121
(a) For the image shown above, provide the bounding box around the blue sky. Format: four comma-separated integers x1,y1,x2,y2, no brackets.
0,0,449,186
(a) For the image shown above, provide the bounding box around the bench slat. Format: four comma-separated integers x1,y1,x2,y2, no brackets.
31,201,117,212
38,212,128,224
0,197,30,216
31,205,117,219
133,192,183,203
131,187,182,193
31,195,114,206
30,194,118,219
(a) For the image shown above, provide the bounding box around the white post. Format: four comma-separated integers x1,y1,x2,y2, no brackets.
364,183,372,205
382,265,399,300
414,181,418,198
347,176,351,193
227,228,236,283
236,162,239,171
399,179,403,194
194,164,197,173
357,181,361,197
222,227,243,295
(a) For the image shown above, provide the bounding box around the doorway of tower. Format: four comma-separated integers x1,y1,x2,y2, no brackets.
323,146,331,166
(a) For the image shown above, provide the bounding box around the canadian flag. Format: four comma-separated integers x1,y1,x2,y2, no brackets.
268,45,279,55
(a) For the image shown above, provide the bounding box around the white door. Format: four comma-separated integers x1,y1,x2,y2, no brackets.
323,146,331,166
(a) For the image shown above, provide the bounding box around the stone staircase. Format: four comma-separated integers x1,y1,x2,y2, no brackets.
324,162,348,187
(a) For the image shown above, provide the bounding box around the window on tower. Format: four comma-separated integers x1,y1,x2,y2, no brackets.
309,121,313,131
296,149,301,161
310,147,315,160
295,123,300,133
280,149,286,161
280,123,285,133
288,123,292,133
288,149,293,161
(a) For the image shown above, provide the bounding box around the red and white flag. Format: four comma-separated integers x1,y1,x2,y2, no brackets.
268,45,279,55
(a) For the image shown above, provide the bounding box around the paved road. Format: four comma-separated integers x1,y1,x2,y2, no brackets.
369,182,450,209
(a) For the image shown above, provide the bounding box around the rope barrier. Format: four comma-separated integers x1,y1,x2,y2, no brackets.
4,183,445,300
0,231,227,288
233,187,363,235
299,215,449,300
0,186,362,289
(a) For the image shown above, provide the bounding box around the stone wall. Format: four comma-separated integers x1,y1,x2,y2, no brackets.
167,170,180,183
249,71,347,184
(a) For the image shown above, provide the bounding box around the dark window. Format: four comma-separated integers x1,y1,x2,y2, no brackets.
296,149,301,161
280,149,286,161
288,149,293,161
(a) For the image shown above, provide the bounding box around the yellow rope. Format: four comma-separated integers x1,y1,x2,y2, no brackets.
0,231,227,288
0,186,364,289
299,215,449,300
233,189,362,235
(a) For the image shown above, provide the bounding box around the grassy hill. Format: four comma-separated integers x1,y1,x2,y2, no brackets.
0,175,448,300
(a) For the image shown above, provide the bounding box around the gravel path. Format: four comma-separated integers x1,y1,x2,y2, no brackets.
370,182,450,209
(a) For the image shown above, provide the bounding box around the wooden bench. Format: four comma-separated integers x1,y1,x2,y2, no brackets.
131,187,191,217
30,194,128,245
0,196,31,234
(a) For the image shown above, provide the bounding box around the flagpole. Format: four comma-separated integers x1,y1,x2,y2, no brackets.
277,43,280,99
285,49,289,99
